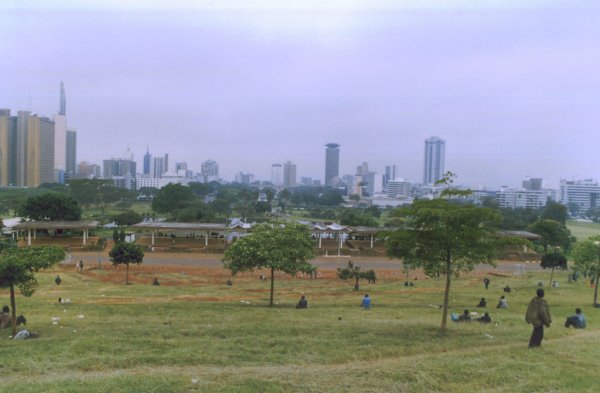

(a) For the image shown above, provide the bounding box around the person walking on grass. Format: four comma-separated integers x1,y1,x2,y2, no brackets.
526,289,551,348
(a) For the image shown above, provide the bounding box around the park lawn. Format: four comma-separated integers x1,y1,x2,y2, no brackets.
567,220,600,241
1,264,599,393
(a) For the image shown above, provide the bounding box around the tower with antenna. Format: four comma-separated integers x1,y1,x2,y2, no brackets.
59,81,66,116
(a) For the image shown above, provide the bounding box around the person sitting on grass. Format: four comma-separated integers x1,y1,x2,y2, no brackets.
564,308,586,329
361,294,371,309
296,295,308,309
457,309,472,322
477,297,487,308
476,312,492,323
497,296,508,309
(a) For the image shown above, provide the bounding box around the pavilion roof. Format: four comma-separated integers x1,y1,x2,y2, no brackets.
14,221,100,230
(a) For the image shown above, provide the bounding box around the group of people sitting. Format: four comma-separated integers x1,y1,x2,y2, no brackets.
295,293,373,309
453,309,492,323
0,306,26,329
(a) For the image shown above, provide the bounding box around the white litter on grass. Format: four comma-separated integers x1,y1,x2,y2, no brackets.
77,315,84,319
53,322,58,325
191,378,199,384
240,300,251,304
485,333,494,339
73,330,77,333
51,317,60,322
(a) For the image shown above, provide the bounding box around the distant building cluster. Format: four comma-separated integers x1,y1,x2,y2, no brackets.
3,88,600,216
0,81,76,187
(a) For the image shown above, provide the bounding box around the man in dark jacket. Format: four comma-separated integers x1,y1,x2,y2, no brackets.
526,289,551,348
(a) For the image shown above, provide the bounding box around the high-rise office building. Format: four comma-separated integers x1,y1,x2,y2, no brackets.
384,165,397,187
0,109,17,186
283,161,297,188
3,110,55,187
143,146,151,175
53,114,67,170
325,143,340,186
150,154,169,178
523,177,543,191
77,161,101,178
201,160,219,182
559,179,600,212
423,136,445,185
66,129,77,174
271,163,283,186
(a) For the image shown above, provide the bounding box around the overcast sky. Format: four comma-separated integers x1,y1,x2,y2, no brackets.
2,0,600,189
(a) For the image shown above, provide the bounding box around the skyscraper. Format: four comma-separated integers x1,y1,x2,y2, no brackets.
59,81,66,116
423,136,445,185
271,163,283,186
14,111,55,186
66,129,77,175
384,165,396,187
143,146,151,175
0,109,17,186
283,161,296,188
325,143,340,186
201,160,219,182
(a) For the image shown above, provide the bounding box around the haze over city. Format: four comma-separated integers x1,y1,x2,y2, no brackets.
2,0,600,188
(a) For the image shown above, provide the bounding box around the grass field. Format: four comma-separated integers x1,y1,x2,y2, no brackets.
566,220,600,241
1,261,599,392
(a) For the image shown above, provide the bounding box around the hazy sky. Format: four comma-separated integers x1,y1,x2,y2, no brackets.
2,0,600,189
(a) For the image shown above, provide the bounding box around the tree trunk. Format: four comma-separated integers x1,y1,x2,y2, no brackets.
549,267,555,287
126,263,129,284
354,277,359,291
269,267,275,307
440,257,452,335
10,283,17,336
594,271,600,307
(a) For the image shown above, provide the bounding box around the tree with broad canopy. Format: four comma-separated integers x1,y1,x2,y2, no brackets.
0,245,65,335
571,236,600,307
109,242,145,285
386,198,500,334
223,222,315,306
540,252,568,286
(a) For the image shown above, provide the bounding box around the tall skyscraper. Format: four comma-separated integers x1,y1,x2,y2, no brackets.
423,136,445,185
66,129,77,174
59,81,66,116
283,161,297,188
0,109,17,186
384,165,396,187
271,163,283,186
325,143,340,186
0,109,54,187
150,154,168,178
12,111,55,186
143,146,151,175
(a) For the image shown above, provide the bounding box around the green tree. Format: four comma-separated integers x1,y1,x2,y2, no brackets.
528,220,573,252
19,193,82,221
337,260,376,290
223,222,315,306
386,199,500,334
112,210,143,226
152,183,197,214
109,242,144,284
541,201,568,225
0,245,65,335
571,237,600,307
540,252,568,286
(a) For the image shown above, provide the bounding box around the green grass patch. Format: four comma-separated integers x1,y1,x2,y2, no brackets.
1,265,598,392
567,220,600,241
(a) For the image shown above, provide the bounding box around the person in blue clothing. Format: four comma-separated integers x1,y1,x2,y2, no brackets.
361,294,371,309
565,308,586,328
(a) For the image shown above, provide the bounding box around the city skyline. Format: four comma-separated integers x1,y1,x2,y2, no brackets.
2,1,600,188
